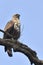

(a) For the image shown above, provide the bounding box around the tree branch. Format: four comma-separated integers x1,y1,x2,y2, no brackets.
0,29,43,65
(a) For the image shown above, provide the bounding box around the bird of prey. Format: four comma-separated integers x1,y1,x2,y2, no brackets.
3,14,21,57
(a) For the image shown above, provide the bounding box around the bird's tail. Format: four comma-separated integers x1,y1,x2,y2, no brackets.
4,46,12,57
7,48,12,57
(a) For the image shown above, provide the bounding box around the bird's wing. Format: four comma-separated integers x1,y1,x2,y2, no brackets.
4,21,14,31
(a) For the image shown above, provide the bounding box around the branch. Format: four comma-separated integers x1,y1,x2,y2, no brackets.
0,29,43,65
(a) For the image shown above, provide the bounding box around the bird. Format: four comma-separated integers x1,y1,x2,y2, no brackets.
3,14,21,57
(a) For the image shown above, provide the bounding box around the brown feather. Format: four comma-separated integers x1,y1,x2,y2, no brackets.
4,21,14,31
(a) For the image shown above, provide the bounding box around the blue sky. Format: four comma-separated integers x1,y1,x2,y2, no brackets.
0,0,43,65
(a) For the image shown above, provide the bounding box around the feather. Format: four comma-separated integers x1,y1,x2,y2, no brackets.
4,21,14,31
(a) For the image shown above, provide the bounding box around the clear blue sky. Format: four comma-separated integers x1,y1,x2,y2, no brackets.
0,0,43,65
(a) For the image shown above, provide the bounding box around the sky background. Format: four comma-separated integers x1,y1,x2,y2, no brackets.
0,0,43,65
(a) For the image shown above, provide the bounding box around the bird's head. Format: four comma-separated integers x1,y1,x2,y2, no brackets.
12,14,20,24
13,14,20,19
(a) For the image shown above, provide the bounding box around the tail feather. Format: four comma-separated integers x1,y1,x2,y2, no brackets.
4,46,12,57
7,49,12,57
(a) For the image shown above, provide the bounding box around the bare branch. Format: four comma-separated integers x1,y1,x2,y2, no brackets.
0,39,43,65
0,29,43,65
